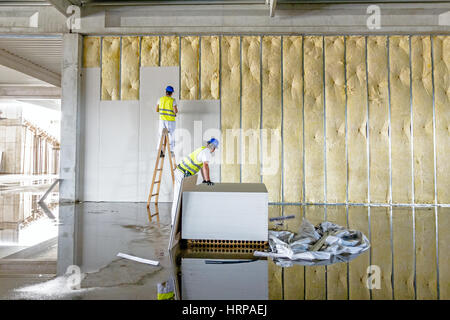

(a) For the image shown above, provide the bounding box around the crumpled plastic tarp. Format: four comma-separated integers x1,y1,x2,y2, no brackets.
254,218,370,267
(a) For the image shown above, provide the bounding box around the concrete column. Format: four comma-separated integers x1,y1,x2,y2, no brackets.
57,203,83,276
60,34,82,203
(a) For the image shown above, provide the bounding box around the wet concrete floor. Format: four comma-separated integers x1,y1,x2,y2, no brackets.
0,179,448,300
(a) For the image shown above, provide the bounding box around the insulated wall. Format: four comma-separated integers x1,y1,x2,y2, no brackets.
220,36,240,183
83,35,450,205
282,36,303,203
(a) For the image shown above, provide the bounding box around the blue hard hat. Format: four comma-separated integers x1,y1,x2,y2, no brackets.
166,86,174,93
207,138,219,149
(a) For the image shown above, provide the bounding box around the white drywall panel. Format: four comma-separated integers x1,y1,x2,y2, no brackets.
176,99,221,185
181,183,268,241
181,258,268,300
81,68,100,201
98,100,139,201
138,66,179,202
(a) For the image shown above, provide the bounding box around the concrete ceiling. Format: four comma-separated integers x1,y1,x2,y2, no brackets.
0,65,51,86
0,36,62,76
0,36,61,104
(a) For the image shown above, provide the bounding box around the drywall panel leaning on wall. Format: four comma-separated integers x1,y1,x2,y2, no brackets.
138,66,179,202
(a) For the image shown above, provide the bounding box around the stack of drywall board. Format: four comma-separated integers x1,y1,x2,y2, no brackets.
181,183,268,241
181,258,268,300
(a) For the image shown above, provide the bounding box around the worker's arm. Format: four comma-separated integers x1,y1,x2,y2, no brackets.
173,105,178,114
201,162,210,181
156,104,159,113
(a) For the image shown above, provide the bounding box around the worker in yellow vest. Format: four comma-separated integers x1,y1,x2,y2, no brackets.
156,85,177,157
171,138,219,225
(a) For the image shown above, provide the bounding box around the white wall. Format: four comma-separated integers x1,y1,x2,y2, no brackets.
80,67,220,202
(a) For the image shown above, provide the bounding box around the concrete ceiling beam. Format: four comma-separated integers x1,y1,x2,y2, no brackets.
0,49,61,87
0,86,61,99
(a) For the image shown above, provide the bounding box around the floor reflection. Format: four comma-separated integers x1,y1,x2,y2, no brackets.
0,192,58,259
0,196,447,300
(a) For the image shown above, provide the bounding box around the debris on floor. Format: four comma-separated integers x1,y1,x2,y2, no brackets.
254,218,370,267
117,253,160,266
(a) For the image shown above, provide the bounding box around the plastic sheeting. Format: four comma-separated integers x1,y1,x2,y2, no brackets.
254,218,369,267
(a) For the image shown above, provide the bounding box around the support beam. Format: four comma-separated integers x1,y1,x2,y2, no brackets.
0,86,61,99
0,49,61,87
60,33,82,203
45,0,73,17
269,0,277,17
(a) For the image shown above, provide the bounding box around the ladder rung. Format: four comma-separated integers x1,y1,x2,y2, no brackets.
156,169,162,171
154,181,161,184
151,193,159,197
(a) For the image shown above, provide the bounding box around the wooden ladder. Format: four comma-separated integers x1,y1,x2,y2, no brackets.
146,128,176,218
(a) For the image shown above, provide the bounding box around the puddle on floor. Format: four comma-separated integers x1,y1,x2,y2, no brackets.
0,197,447,300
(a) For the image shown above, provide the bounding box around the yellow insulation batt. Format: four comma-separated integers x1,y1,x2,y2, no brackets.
433,36,450,204
101,37,120,100
367,36,390,203
303,36,324,203
141,36,159,67
282,36,303,203
121,36,140,100
438,207,450,299
268,206,282,299
305,205,325,300
326,206,347,299
201,36,220,100
415,207,437,299
346,36,368,203
348,206,370,299
83,36,100,68
283,205,304,300
411,36,434,204
160,36,179,66
220,36,241,183
389,36,412,204
325,36,346,203
370,207,392,299
241,36,261,183
181,36,199,100
262,36,282,203
392,207,414,299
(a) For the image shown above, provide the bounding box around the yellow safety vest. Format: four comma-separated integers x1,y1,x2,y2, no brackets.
159,96,176,121
157,281,174,300
177,146,206,176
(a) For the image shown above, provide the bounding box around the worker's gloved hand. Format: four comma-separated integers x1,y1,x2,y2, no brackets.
202,180,214,186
